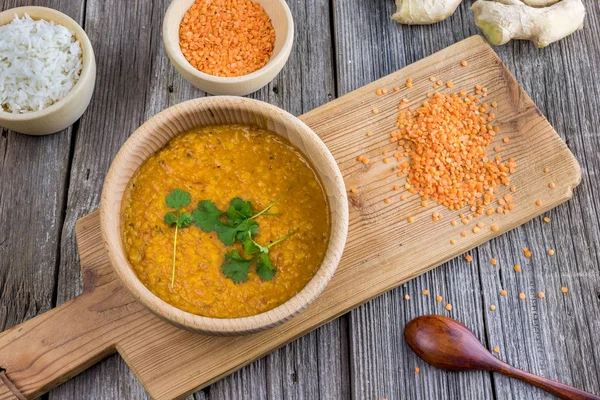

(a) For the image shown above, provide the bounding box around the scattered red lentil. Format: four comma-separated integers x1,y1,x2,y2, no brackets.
422,289,430,296
548,182,556,189
514,265,521,272
537,291,545,299
543,216,551,223
493,347,500,354
350,188,357,194
376,89,383,96
415,367,420,374
561,286,568,293
446,81,454,88
384,198,391,204
503,137,510,144
179,0,276,77
408,216,415,223
436,295,443,302
461,60,468,67
405,294,411,300
490,258,497,265
519,293,526,300
473,226,480,234
465,254,473,262
461,231,468,237
450,239,456,245
406,78,413,88
382,89,389,94
429,76,436,82
445,304,453,311
544,167,550,173
393,86,400,92
372,108,378,114
366,131,373,137
500,289,507,296
490,305,496,311
383,158,391,164
535,199,543,207
548,249,555,256
491,101,497,107
491,225,499,232
451,220,458,226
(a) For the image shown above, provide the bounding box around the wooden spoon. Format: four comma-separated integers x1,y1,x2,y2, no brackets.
405,315,600,400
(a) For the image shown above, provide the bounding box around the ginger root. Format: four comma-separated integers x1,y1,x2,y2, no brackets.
472,0,586,47
392,0,463,25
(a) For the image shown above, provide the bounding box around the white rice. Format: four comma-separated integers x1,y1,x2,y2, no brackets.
0,13,83,114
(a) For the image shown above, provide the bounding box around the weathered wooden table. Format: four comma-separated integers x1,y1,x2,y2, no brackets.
1,1,599,399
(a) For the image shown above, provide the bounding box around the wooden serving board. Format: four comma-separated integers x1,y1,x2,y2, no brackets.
0,36,581,400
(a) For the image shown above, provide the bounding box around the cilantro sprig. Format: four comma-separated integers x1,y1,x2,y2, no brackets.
163,189,194,288
193,190,294,283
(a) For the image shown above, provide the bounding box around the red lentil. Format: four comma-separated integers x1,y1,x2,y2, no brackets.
179,0,275,77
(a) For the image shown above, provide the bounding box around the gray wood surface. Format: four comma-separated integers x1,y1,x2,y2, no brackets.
0,0,599,399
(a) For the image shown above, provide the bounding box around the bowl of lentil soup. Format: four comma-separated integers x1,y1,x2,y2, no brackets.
100,96,348,335
163,0,293,96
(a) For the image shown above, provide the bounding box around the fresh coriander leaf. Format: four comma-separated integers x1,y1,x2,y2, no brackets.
226,198,253,225
256,253,275,281
193,200,223,232
234,219,259,242
221,250,254,284
177,212,194,228
166,189,191,209
164,212,178,226
214,223,239,246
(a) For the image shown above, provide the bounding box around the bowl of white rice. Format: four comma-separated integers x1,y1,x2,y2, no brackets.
0,6,96,135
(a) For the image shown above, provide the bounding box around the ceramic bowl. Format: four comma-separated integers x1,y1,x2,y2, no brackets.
100,96,348,335
162,0,294,96
0,6,96,136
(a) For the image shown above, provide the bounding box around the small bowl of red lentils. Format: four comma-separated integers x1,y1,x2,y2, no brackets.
163,0,293,96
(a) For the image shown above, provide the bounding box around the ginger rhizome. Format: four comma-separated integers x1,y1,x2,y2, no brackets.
392,0,462,25
472,0,585,47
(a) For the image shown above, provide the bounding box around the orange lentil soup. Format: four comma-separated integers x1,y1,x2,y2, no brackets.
120,125,330,318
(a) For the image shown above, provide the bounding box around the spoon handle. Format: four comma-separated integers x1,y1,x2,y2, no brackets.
498,364,600,400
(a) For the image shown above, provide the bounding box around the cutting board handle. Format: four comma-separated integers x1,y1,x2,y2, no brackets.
0,259,143,400
0,289,121,400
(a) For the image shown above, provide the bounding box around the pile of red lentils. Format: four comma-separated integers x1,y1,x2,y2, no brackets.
179,0,276,77
395,84,516,214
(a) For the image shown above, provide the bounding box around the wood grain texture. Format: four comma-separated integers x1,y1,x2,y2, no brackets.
1,1,600,400
0,36,583,400
333,1,600,400
405,315,600,400
0,0,83,398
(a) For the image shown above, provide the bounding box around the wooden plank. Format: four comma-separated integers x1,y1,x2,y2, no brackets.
333,2,600,400
49,0,177,398
0,0,83,398
332,3,494,399
0,35,577,400
475,1,600,398
50,0,345,399
210,1,347,399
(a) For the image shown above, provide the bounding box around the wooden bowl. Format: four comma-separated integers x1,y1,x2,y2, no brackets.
100,97,348,335
0,6,96,136
162,0,294,96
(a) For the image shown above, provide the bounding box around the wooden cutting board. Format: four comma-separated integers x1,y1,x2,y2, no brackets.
0,36,581,400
